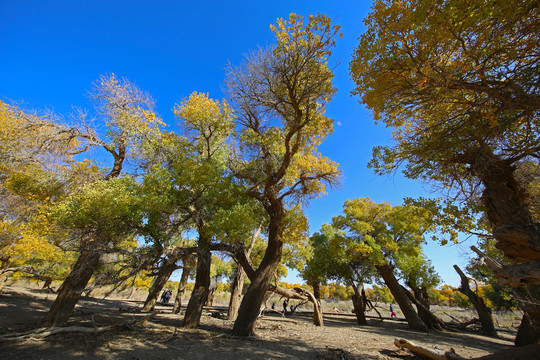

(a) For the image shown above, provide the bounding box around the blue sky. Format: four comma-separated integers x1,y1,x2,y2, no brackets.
0,1,475,286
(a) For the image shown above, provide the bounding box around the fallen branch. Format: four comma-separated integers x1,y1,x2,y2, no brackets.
394,338,465,360
1,324,129,342
260,317,298,324
1,310,162,342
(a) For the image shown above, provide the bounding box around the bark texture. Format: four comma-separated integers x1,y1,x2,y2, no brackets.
465,147,540,344
453,265,496,336
227,227,257,321
351,284,368,325
173,256,193,314
403,285,445,331
183,236,211,329
312,281,321,300
227,265,248,320
376,264,427,332
233,214,284,336
141,258,178,312
42,250,101,327
205,277,218,307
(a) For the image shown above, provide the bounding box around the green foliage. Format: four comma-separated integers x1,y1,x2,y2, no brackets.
227,13,341,208
51,176,144,244
332,198,433,266
368,285,395,303
350,0,540,209
396,253,441,291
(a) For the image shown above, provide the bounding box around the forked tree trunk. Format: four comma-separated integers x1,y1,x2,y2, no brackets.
453,265,497,336
173,257,192,314
141,259,178,312
227,265,247,320
351,284,368,325
183,236,211,329
376,264,427,332
42,250,101,327
233,214,284,336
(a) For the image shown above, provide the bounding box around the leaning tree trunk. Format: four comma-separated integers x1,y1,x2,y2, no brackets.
468,146,540,344
42,250,101,327
141,258,178,312
42,277,53,290
173,256,193,314
402,285,445,331
227,264,248,320
453,265,497,336
233,214,284,336
351,283,368,325
376,264,427,332
183,235,211,329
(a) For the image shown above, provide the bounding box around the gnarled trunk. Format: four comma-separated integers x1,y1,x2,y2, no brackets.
376,264,427,332
468,147,540,344
183,236,211,329
141,258,178,312
453,265,496,336
351,283,368,325
42,250,101,327
227,264,247,320
173,256,193,314
233,214,283,336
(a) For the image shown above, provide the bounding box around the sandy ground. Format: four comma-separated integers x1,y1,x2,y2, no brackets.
0,284,518,359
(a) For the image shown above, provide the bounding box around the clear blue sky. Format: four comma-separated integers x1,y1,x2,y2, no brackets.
0,1,475,286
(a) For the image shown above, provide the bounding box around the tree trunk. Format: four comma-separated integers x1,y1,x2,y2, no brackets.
0,258,11,294
173,257,192,314
227,264,247,320
41,278,52,289
205,277,218,307
403,285,445,331
516,313,539,347
453,265,497,336
183,236,211,329
42,250,101,327
467,147,540,344
141,259,178,312
233,214,284,336
312,280,321,300
293,287,323,326
376,264,427,332
227,224,259,320
0,272,8,295
351,284,368,325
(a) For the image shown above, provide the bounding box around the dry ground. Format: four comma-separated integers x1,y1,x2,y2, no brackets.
0,283,519,360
